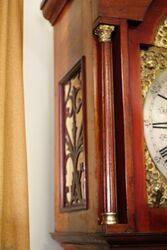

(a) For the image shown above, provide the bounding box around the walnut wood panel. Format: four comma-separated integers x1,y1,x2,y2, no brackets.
50,0,137,236
54,0,136,235
54,0,101,233
41,0,153,25
98,0,153,21
41,0,167,248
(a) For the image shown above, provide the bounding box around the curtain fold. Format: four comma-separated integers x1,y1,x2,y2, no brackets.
0,0,30,249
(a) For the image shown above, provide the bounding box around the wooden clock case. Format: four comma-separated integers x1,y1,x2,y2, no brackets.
41,0,167,249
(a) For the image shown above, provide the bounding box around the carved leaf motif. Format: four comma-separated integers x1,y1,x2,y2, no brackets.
155,18,167,49
61,68,87,210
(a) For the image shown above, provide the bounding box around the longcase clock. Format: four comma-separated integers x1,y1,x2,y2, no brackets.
41,0,167,249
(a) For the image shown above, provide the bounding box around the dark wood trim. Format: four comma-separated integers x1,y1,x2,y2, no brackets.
134,0,167,45
128,28,150,232
41,0,153,26
98,0,153,22
93,17,125,30
51,232,107,245
118,19,135,230
41,0,70,25
52,231,167,248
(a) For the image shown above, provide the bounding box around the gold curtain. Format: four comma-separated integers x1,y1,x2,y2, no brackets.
0,0,30,249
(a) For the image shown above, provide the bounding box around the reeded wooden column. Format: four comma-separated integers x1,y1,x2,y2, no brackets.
94,24,118,225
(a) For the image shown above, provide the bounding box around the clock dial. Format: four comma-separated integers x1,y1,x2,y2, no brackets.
144,69,167,179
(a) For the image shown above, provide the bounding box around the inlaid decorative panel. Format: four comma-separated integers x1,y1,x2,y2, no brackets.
141,17,167,208
59,57,87,212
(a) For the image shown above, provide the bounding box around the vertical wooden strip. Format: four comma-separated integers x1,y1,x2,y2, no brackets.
119,20,135,228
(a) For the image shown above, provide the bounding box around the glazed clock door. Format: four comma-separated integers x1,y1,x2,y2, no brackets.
129,0,167,232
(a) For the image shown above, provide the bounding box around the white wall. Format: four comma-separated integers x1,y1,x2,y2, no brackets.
24,0,62,249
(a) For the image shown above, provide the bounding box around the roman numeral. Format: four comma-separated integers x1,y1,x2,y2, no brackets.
159,146,167,162
158,94,167,100
153,122,167,129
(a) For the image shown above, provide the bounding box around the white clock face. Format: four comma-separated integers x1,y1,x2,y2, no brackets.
144,69,167,179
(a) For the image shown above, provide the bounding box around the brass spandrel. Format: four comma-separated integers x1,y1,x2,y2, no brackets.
155,18,167,49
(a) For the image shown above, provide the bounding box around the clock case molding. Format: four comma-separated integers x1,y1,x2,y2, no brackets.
41,0,167,249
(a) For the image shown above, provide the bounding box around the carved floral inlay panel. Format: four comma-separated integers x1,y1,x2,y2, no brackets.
60,58,87,211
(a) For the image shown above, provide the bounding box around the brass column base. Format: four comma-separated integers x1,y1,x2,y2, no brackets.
101,212,118,225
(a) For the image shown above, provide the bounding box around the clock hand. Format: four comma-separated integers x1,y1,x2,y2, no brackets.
153,122,167,129
158,94,167,100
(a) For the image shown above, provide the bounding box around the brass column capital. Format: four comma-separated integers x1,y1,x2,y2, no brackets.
94,24,115,42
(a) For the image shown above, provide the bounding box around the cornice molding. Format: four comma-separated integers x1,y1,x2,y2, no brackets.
40,0,69,25
51,231,167,247
41,0,153,26
98,0,153,21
